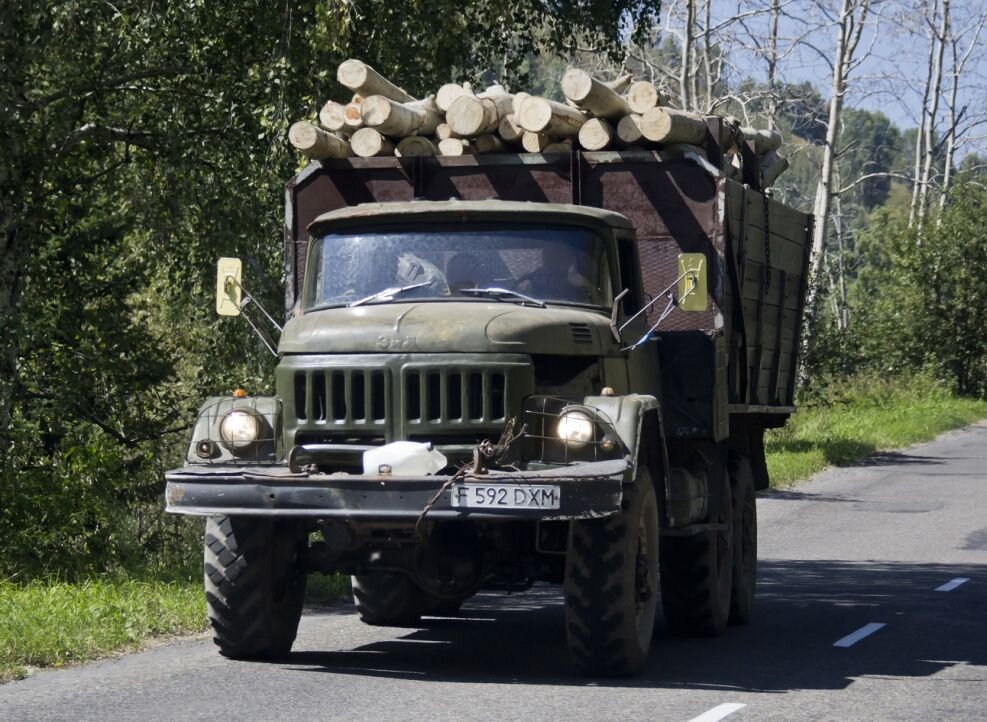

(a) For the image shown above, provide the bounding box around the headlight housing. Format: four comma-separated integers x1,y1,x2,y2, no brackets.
557,410,595,448
219,409,261,450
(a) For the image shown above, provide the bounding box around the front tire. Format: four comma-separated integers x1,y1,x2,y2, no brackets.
564,469,660,677
203,516,307,659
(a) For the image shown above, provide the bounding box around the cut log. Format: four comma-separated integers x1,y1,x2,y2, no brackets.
474,133,506,154
288,121,351,159
350,127,395,157
517,96,586,137
511,92,530,115
740,127,782,154
396,136,437,157
361,95,441,137
497,114,524,143
577,117,615,151
760,149,789,186
604,73,634,94
436,83,473,112
435,123,461,141
344,101,364,130
478,83,514,117
616,114,644,145
319,101,349,133
639,108,708,145
337,59,414,103
447,95,498,136
438,138,473,156
520,131,554,153
626,81,660,114
561,68,631,119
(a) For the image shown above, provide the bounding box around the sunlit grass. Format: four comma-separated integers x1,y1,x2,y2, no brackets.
766,375,987,486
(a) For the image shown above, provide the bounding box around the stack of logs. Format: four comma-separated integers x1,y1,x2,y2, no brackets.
288,59,789,188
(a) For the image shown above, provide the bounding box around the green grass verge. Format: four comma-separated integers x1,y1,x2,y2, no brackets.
0,571,351,683
0,576,206,683
766,375,987,486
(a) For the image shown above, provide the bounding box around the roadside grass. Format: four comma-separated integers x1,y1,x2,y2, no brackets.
766,375,987,486
0,576,205,683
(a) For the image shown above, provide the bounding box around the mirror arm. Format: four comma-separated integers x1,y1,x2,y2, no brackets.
223,275,283,357
610,288,629,343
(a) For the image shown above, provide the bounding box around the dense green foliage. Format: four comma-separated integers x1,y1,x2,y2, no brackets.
0,1,661,578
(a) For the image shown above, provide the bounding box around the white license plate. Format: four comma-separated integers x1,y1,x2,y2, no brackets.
450,484,561,510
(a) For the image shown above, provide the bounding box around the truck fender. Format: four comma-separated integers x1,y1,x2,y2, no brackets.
579,394,663,478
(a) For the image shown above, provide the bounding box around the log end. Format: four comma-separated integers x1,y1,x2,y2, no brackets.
447,95,488,137
561,67,593,103
288,121,319,151
351,127,391,157
337,59,369,91
359,95,393,128
517,97,553,133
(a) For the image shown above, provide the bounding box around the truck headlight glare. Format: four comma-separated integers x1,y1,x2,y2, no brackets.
220,410,260,449
557,410,595,448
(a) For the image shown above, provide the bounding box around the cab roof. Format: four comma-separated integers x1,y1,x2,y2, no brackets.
307,199,634,235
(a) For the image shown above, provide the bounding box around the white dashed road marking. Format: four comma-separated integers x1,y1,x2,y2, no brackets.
833,622,886,648
686,703,747,722
934,577,970,592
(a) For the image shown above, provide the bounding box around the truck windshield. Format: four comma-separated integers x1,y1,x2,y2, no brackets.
303,225,614,310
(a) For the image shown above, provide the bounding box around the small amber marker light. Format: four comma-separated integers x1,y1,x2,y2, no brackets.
232,388,248,398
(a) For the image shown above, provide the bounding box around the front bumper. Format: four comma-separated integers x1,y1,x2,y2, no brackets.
164,459,628,521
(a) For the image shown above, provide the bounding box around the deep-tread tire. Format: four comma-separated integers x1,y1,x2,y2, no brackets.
660,467,734,637
564,470,660,677
352,573,427,626
729,454,757,625
203,516,307,660
423,595,466,617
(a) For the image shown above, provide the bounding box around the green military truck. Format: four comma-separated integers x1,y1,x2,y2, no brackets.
165,131,812,676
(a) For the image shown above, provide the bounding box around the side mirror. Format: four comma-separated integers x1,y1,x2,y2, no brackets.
216,257,243,316
677,253,708,311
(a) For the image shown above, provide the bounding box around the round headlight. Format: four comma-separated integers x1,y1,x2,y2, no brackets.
220,409,260,449
557,410,595,448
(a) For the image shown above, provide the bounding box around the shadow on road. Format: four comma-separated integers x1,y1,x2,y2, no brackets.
283,560,984,691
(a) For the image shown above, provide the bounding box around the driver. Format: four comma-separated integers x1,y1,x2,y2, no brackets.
516,241,591,302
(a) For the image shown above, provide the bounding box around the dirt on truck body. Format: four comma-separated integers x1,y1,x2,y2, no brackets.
166,129,812,676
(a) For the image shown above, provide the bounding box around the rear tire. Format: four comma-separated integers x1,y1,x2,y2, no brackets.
660,465,734,637
352,572,427,626
564,469,660,677
729,454,757,625
204,516,307,659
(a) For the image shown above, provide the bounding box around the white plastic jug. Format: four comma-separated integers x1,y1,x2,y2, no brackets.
362,441,448,476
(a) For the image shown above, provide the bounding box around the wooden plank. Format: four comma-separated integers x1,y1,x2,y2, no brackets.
769,271,788,402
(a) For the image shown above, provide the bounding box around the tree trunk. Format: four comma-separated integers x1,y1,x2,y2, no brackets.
350,127,395,157
910,0,939,228
680,0,696,110
396,136,437,157
497,114,524,143
360,95,441,137
918,0,949,235
627,81,660,114
639,108,707,144
521,131,553,153
288,122,351,159
319,101,350,133
517,97,586,137
616,114,644,145
578,118,615,150
801,0,872,386
561,68,631,119
337,59,415,103
438,138,473,156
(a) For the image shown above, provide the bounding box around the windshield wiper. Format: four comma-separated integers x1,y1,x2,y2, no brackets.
460,287,547,308
348,281,430,307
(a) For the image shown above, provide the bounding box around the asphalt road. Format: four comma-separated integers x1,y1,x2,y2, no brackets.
3,422,986,721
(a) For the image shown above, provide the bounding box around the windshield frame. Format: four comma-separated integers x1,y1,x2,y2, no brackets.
301,220,620,313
